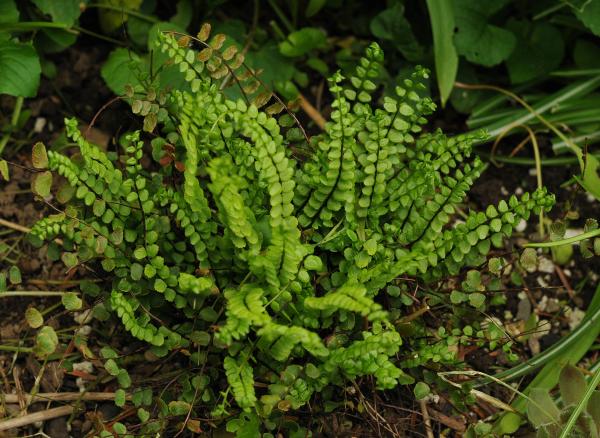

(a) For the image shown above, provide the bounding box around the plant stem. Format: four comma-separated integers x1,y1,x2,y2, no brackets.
0,96,24,156
268,0,295,33
478,152,600,167
0,291,77,297
475,294,600,386
0,345,33,353
524,229,600,248
559,367,600,438
0,21,73,31
85,3,159,22
72,26,125,46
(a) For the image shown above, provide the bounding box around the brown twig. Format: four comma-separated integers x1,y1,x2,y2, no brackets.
419,399,434,438
0,218,31,235
0,217,63,245
427,408,466,433
2,392,127,404
298,93,326,130
85,96,122,140
0,405,74,431
12,366,26,414
555,264,575,300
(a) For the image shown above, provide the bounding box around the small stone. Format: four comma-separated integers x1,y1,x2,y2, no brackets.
515,219,527,232
73,361,94,373
74,309,93,324
537,257,554,274
76,325,92,336
565,307,585,330
34,117,47,133
515,187,524,195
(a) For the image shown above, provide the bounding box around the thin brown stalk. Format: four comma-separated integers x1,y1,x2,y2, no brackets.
2,392,127,404
298,93,326,130
419,399,434,438
0,405,74,431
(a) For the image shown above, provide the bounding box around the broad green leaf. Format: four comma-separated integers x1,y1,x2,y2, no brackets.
520,248,538,272
246,43,295,88
127,16,154,47
527,388,560,427
427,0,458,106
98,0,143,34
62,292,82,311
32,142,48,169
8,266,21,284
0,160,9,181
279,27,327,58
112,423,127,435
469,292,486,308
414,382,430,400
453,0,516,67
31,0,81,25
168,400,191,416
576,153,600,200
35,326,59,358
25,307,44,328
101,346,118,359
306,0,326,17
35,29,78,54
506,20,564,84
137,408,150,422
588,391,600,427
117,369,131,388
304,255,323,271
370,3,424,62
0,0,18,24
105,358,120,376
169,0,192,29
61,252,78,268
100,48,143,95
559,365,587,406
115,388,126,407
0,41,41,97
576,0,600,36
574,39,600,69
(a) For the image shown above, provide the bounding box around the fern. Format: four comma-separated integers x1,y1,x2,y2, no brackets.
30,27,555,436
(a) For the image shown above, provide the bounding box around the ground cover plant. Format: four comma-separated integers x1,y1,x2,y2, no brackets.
1,1,600,437
24,30,554,435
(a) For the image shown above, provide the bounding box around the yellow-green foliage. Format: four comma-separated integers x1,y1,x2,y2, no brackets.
30,28,555,436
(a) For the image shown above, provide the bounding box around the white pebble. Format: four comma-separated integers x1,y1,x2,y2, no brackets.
566,308,585,330
73,361,94,373
75,309,93,324
538,257,555,274
515,218,527,232
33,117,46,133
76,325,92,336
537,276,548,288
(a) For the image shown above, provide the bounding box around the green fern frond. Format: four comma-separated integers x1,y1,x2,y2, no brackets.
304,282,387,321
224,353,257,411
256,322,329,361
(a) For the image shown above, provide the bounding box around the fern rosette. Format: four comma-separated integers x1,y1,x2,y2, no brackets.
30,27,554,435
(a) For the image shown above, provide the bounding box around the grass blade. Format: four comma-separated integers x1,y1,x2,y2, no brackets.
492,284,600,435
426,0,458,107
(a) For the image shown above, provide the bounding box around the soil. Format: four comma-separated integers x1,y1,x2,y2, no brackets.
1,36,599,438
